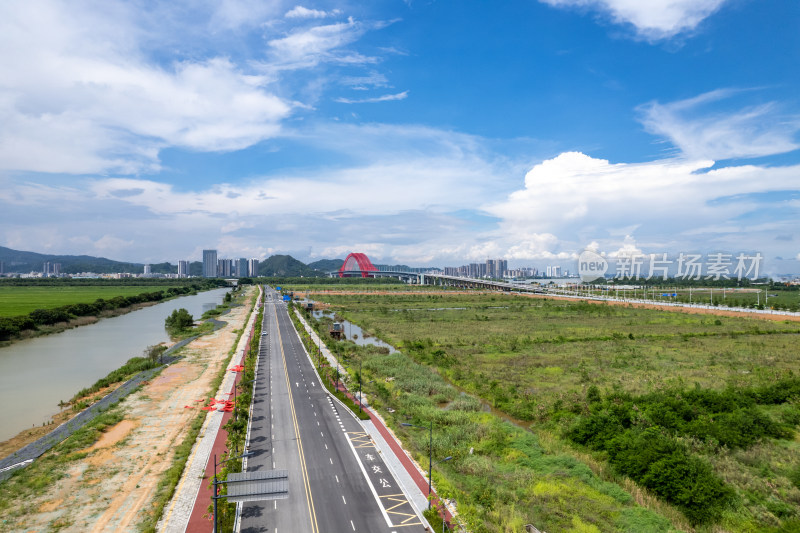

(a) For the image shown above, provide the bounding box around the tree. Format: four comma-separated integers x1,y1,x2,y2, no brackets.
165,308,194,332
145,344,168,365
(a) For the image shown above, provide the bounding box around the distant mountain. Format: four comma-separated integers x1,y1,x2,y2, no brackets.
0,246,208,275
257,255,320,277
0,245,328,278
307,258,344,273
0,246,147,274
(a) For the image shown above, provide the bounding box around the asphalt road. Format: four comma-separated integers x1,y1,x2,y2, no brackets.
240,288,425,533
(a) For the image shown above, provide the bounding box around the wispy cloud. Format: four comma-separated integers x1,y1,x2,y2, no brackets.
639,89,800,160
335,91,408,104
0,2,393,175
339,72,390,90
266,18,377,70
540,0,728,40
285,6,340,19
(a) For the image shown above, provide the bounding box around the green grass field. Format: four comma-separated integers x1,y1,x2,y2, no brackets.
298,288,800,532
0,286,170,317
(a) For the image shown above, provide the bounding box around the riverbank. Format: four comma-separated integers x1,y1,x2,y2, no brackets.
0,292,239,465
0,286,256,531
0,285,226,349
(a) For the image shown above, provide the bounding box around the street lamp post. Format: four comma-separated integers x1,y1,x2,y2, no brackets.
402,421,451,509
335,351,341,391
213,450,254,533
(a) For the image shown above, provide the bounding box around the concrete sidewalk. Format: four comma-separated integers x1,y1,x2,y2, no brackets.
157,291,260,533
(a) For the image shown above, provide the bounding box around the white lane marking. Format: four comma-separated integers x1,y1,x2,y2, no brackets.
329,457,333,464
351,520,356,531
274,501,277,509
317,421,320,426
321,432,324,437
325,444,328,450
335,474,339,483
343,432,393,527
342,495,347,504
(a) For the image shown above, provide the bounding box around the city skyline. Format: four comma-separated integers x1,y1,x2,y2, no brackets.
0,1,798,275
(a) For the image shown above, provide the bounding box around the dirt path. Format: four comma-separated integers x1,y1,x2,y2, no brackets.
6,289,254,532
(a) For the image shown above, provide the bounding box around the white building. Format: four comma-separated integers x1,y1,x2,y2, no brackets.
248,258,259,278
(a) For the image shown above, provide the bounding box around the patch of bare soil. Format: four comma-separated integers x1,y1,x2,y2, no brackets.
8,288,254,532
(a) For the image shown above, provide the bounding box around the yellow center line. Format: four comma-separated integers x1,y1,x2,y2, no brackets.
276,305,319,533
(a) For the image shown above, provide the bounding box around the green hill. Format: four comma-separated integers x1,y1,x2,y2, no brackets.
307,258,344,273
257,255,320,277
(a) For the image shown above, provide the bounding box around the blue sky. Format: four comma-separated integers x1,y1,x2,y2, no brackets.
0,0,799,274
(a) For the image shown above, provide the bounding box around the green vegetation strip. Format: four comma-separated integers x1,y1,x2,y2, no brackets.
288,306,370,420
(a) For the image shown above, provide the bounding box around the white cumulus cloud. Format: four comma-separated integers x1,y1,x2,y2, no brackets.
485,151,800,259
540,0,728,39
0,1,294,174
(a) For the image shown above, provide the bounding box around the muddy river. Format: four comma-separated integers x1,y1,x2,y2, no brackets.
0,288,229,441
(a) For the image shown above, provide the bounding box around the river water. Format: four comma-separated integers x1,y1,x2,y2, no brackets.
0,288,230,442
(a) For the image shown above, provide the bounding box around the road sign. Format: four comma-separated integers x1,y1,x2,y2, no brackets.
225,470,289,503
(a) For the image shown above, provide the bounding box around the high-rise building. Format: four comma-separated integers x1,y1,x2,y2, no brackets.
486,259,507,279
546,265,561,277
43,261,50,276
178,260,190,277
53,263,61,276
203,249,218,277
218,258,234,277
236,258,248,277
248,258,259,278
143,264,151,275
